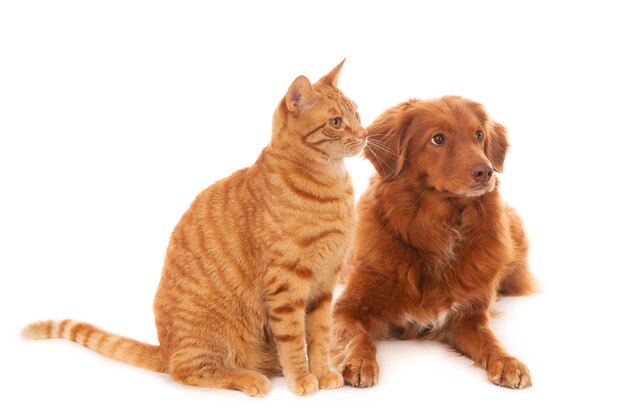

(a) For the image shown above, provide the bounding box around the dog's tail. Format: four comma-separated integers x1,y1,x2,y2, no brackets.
22,319,166,372
499,206,541,296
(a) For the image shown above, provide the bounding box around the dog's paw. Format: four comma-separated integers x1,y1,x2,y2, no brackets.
487,355,532,389
340,355,379,388
287,373,319,396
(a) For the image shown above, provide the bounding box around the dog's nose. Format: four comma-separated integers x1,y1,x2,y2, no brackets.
470,163,494,183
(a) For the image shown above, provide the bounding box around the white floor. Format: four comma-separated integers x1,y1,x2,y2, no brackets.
5,287,612,416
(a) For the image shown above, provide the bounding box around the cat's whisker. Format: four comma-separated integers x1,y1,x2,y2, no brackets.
368,150,396,177
366,136,396,145
366,136,399,149
367,134,397,144
364,133,402,142
24,62,363,398
366,140,397,157
364,133,387,139
365,143,399,177
366,140,406,162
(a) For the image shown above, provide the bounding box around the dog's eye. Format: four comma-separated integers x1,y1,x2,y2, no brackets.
329,117,343,128
431,133,446,145
476,131,484,142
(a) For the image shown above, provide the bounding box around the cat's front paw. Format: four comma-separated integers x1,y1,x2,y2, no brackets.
340,355,379,388
487,355,532,389
317,370,344,389
238,372,272,397
287,373,319,396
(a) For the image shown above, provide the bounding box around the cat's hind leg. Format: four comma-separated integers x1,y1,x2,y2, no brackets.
169,348,271,397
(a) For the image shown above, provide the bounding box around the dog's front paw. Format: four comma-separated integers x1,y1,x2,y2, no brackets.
340,355,379,388
487,355,532,389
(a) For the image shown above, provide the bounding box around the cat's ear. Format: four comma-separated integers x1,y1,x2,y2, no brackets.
286,75,316,112
318,59,345,87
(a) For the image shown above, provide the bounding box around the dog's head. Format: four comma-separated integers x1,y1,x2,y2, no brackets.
365,96,509,197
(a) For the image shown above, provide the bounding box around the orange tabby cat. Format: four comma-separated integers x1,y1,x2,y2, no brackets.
22,60,368,397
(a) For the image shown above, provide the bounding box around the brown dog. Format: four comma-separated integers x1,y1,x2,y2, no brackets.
332,96,537,389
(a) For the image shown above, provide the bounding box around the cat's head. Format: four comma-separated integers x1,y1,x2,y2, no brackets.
272,60,368,160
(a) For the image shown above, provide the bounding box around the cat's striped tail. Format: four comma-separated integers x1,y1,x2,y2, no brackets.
22,320,166,372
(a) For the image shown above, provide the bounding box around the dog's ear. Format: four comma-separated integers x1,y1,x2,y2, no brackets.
364,106,413,181
485,121,509,172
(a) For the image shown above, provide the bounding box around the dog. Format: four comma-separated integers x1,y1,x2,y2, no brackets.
331,96,537,389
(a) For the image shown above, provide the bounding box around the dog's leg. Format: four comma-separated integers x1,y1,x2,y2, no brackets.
330,313,380,388
444,312,532,389
331,284,387,389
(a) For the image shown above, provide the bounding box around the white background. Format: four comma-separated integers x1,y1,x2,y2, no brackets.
1,1,624,415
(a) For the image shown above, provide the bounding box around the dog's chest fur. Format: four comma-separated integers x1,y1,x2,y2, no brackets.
391,194,505,336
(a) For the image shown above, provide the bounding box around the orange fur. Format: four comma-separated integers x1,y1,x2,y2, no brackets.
23,61,368,396
332,96,538,389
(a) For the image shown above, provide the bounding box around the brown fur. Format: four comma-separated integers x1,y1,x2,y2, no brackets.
332,96,538,389
22,61,368,397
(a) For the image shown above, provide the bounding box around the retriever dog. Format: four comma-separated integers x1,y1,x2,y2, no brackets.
331,96,537,389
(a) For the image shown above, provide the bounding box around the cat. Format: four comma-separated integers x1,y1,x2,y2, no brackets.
22,60,368,397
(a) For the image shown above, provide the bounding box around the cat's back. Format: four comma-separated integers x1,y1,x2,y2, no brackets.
162,165,261,277
155,166,263,312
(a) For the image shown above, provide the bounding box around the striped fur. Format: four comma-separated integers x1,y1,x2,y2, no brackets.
23,61,367,397
22,320,164,372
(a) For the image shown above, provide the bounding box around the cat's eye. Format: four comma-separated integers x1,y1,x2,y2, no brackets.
431,133,446,146
329,117,343,128
476,131,484,142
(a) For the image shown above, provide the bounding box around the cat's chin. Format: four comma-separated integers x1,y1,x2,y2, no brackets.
338,145,366,158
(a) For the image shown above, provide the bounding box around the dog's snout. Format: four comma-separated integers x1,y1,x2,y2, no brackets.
470,163,494,183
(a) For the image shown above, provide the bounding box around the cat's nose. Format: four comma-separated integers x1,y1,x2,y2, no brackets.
358,129,369,141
